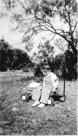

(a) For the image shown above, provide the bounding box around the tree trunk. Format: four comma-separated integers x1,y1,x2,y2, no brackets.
71,46,77,55
68,41,77,55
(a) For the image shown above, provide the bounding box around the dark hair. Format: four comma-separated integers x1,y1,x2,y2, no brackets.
41,65,51,71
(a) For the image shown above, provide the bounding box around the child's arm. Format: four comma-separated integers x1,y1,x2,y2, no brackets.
51,73,58,83
51,74,58,92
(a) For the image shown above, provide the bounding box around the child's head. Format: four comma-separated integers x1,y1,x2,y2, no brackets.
41,65,51,75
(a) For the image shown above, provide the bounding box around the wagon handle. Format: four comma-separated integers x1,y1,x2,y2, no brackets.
63,68,66,101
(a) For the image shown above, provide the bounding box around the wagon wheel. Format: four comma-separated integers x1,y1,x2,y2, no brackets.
21,93,32,102
25,93,32,102
21,93,28,101
59,94,66,102
49,97,55,106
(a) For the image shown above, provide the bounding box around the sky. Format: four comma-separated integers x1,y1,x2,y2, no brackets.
0,0,68,56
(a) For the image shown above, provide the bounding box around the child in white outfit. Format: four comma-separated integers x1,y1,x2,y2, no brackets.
31,65,58,108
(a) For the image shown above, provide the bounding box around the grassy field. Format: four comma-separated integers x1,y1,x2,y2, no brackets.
0,70,77,135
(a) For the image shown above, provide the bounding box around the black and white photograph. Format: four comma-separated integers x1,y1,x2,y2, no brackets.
0,0,78,135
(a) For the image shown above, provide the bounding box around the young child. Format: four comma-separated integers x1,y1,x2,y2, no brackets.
31,65,59,108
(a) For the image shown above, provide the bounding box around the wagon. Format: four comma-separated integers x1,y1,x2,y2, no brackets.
21,80,66,106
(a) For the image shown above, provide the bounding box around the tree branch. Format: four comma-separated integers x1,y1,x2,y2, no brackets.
72,22,77,34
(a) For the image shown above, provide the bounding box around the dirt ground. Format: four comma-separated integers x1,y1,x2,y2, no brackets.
0,70,77,135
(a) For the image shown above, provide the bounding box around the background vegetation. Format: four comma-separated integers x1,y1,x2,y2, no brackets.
0,38,77,80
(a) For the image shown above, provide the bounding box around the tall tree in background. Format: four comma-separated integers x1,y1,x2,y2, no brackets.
2,0,77,55
0,39,11,71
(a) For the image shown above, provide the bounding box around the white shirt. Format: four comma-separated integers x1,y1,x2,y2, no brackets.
43,72,58,92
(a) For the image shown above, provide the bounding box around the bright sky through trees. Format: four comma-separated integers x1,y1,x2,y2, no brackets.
0,0,77,56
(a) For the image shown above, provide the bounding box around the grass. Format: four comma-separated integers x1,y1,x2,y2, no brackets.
0,70,77,135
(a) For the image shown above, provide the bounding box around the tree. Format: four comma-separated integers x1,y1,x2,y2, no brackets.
0,39,11,71
7,48,14,69
31,40,55,64
0,38,32,71
54,37,68,53
11,49,31,69
2,0,77,55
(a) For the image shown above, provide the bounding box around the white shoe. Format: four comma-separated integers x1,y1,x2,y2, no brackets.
31,101,40,107
38,103,45,108
22,95,26,101
48,99,52,105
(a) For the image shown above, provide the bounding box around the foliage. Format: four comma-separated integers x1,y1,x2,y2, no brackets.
2,0,77,54
0,38,77,80
0,39,11,71
64,50,77,80
31,40,55,64
50,50,77,80
0,39,32,71
54,38,68,53
33,49,77,80
11,49,31,70
34,64,43,77
38,41,55,62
